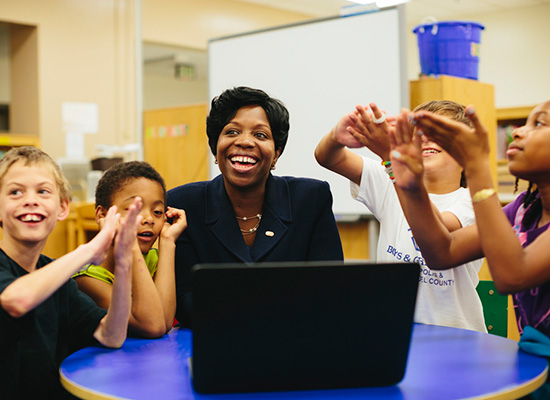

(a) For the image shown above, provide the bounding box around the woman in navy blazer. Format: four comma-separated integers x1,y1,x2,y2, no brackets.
167,87,343,327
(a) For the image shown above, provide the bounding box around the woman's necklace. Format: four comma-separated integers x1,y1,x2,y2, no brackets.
236,213,262,235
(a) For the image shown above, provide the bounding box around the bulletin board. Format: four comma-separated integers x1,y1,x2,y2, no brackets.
208,7,407,218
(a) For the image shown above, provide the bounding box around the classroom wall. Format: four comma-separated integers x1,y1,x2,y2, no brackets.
406,3,550,108
0,24,8,104
143,69,207,110
0,0,138,160
0,1,547,156
141,0,310,50
141,0,310,110
142,1,550,110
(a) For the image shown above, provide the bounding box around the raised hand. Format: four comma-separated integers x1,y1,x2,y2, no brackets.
161,207,188,243
87,206,120,266
332,111,364,148
411,106,490,170
389,109,424,192
346,102,394,160
114,197,143,270
93,198,142,348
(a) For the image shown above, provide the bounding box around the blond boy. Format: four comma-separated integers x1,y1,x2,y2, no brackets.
0,146,140,398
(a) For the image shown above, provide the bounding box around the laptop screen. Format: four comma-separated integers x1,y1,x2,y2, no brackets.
191,261,420,394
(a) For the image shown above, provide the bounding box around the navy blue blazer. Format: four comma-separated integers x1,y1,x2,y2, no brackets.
167,174,344,327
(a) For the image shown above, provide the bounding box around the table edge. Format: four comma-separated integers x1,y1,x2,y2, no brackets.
468,364,548,400
60,369,126,400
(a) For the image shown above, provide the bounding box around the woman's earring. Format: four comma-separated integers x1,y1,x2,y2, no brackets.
214,158,218,164
271,164,276,170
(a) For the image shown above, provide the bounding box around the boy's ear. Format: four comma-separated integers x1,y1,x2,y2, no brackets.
57,199,71,221
95,206,108,223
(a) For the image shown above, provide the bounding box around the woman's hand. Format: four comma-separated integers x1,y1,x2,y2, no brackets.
389,109,424,192
411,106,490,172
161,207,188,243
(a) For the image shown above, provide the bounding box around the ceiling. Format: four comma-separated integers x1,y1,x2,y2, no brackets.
239,0,550,24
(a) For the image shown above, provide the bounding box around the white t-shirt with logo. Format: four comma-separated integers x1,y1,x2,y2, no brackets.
351,156,486,332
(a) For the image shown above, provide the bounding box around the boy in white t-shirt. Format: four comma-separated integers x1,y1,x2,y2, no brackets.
315,100,486,332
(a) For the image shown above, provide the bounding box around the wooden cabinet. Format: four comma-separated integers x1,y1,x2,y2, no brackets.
143,104,209,191
410,75,497,184
337,219,372,260
0,133,40,155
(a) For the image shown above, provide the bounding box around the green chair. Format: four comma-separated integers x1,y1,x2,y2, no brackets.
476,280,508,337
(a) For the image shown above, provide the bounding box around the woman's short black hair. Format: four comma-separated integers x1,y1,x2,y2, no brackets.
95,161,166,209
206,86,290,157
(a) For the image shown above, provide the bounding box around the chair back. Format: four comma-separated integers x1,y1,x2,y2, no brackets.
76,203,98,245
476,280,508,337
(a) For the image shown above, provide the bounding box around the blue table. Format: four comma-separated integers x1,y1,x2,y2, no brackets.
60,324,548,400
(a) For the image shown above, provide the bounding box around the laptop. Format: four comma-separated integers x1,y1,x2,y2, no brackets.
190,260,420,394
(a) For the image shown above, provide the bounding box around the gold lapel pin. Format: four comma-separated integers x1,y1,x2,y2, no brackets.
265,231,274,237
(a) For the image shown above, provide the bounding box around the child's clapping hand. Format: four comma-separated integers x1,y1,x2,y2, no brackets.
347,103,395,160
86,205,120,266
114,197,143,269
389,109,425,192
161,207,187,243
331,112,364,148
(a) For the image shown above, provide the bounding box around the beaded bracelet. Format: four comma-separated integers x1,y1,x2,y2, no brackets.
381,160,395,183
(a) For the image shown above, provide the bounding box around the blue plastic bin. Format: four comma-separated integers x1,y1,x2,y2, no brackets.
413,20,484,80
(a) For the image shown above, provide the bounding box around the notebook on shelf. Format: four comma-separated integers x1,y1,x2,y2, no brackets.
190,260,420,394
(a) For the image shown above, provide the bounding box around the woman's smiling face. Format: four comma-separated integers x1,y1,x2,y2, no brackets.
216,105,280,192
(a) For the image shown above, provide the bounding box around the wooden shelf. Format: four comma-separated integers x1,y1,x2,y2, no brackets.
496,106,533,201
0,133,40,148
410,75,497,184
496,105,535,121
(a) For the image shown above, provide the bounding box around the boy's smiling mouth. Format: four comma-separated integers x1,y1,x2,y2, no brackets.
19,213,45,222
422,147,441,157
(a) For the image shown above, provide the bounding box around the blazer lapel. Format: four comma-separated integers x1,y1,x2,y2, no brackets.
250,175,292,260
205,176,252,262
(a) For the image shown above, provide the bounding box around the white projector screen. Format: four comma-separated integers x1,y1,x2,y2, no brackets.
208,8,408,218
